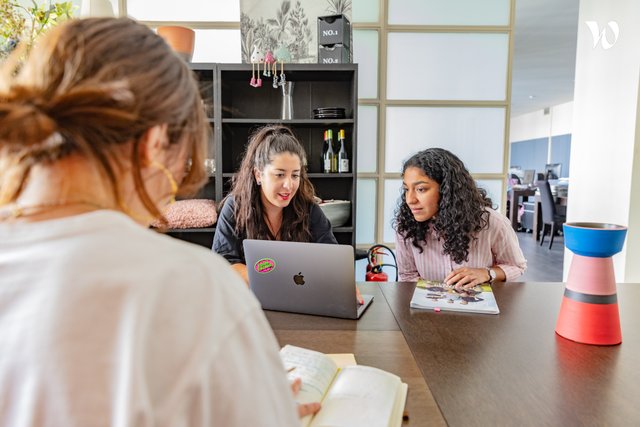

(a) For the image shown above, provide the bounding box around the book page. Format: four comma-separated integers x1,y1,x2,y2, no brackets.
309,365,403,427
389,383,408,427
280,345,339,426
327,353,357,369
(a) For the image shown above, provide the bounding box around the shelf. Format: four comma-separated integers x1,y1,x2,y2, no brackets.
308,173,353,178
165,227,351,234
223,173,353,178
178,64,358,247
164,226,349,234
222,118,354,125
217,63,357,82
166,227,216,233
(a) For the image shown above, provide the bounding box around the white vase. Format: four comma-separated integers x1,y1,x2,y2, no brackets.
281,81,294,120
80,0,115,17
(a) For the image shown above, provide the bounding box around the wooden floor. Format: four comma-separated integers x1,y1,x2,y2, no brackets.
516,230,564,282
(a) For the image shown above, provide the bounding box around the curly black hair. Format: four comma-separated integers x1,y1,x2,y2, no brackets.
393,148,493,264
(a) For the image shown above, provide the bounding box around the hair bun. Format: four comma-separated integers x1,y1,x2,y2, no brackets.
0,96,58,147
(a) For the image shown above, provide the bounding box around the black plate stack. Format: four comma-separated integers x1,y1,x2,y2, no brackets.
313,107,346,119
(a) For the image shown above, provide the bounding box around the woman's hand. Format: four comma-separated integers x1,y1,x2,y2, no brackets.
290,377,321,418
445,267,490,290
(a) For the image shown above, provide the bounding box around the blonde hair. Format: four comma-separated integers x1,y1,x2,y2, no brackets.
0,17,208,218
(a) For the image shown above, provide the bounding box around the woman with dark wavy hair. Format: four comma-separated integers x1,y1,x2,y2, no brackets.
393,148,526,289
213,125,337,283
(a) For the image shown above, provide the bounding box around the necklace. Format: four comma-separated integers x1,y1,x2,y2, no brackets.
263,213,282,239
0,199,108,221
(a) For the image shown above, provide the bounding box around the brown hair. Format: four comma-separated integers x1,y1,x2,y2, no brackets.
0,17,208,217
229,125,316,241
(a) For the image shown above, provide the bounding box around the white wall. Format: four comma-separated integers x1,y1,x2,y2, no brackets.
566,0,640,282
509,101,573,143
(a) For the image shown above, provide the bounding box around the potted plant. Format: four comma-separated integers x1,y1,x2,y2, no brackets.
1,0,74,61
157,26,195,62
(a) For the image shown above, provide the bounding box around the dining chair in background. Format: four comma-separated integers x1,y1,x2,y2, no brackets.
538,180,567,249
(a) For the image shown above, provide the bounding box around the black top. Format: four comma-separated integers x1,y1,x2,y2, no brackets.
212,196,338,265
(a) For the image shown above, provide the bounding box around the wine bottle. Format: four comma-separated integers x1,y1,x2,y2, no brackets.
321,130,328,171
338,129,349,173
324,129,334,173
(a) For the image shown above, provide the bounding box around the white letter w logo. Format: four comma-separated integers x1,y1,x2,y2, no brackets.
585,21,620,49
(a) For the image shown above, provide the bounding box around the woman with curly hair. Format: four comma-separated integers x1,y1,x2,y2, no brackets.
393,148,526,289
213,125,337,283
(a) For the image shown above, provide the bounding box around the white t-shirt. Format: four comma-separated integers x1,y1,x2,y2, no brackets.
0,210,299,427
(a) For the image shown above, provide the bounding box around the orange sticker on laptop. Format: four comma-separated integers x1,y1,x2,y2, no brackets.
255,258,276,273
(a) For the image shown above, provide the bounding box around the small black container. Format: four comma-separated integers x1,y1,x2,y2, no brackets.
318,44,351,64
317,14,351,48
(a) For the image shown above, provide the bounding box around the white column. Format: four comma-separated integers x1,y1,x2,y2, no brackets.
567,0,640,282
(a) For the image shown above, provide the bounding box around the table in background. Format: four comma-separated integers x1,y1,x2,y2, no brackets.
508,187,537,231
266,283,446,427
379,282,640,426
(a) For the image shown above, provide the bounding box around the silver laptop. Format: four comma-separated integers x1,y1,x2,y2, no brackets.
243,239,374,319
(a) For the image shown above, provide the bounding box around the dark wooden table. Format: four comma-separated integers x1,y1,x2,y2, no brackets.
266,283,446,426
380,281,640,426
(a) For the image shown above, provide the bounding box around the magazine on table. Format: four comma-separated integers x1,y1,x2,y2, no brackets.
410,279,500,314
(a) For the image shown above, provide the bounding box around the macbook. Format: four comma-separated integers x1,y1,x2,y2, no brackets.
243,239,374,319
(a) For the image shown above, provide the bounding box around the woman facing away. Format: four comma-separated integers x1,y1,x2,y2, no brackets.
0,17,317,426
393,148,527,289
212,125,337,283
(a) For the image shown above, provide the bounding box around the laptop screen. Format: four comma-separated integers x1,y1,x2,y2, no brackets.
523,169,535,186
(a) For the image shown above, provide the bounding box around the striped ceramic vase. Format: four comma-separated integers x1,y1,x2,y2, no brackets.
555,223,627,345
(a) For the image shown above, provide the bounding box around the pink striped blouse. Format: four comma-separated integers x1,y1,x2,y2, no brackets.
394,208,527,282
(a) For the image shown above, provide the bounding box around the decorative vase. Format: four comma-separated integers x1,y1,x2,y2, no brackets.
555,222,627,345
157,26,195,62
281,81,294,120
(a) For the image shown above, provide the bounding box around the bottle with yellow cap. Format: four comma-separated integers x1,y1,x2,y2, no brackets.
337,129,349,173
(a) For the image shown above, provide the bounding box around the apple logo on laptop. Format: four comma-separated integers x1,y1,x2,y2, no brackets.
293,272,305,286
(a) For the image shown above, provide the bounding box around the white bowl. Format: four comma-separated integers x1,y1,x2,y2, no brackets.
318,200,351,227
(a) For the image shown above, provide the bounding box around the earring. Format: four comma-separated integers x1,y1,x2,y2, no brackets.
257,180,262,186
151,160,178,204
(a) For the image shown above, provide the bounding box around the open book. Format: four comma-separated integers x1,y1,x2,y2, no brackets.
280,345,408,427
410,279,500,314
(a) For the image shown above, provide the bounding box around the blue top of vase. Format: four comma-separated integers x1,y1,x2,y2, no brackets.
563,222,627,258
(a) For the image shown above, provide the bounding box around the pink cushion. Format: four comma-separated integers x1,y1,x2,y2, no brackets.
152,199,217,229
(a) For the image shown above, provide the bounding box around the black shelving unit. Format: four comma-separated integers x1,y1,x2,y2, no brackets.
171,63,358,247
